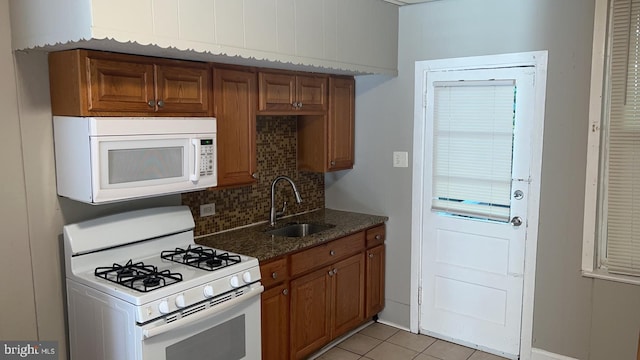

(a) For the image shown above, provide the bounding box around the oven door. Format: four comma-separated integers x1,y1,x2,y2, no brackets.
139,284,263,360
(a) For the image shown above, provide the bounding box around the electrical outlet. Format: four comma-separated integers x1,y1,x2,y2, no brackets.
393,151,409,168
200,203,215,217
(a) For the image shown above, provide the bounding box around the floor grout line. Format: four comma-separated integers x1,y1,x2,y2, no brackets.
321,322,508,360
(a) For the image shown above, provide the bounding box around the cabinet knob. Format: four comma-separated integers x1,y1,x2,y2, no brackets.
291,102,297,108
328,269,337,276
297,102,303,108
271,272,278,279
375,234,382,240
369,253,374,258
157,99,165,108
329,250,335,256
147,100,156,107
330,161,336,167
252,172,259,179
282,288,288,296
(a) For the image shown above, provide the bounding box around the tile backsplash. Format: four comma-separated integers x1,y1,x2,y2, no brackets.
182,116,325,237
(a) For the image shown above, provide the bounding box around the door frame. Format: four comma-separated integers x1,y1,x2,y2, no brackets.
410,51,548,360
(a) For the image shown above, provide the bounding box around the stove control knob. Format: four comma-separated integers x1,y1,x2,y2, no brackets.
158,300,170,314
175,294,186,308
242,271,252,283
230,275,240,288
203,285,214,298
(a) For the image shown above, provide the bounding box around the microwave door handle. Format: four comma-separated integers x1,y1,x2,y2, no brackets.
190,139,200,183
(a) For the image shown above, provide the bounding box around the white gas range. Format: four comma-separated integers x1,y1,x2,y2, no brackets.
63,206,263,360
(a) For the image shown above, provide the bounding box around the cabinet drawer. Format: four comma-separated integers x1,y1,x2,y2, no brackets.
290,232,365,276
260,258,288,289
366,225,385,248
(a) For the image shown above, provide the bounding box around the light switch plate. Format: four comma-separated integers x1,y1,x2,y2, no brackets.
393,151,409,168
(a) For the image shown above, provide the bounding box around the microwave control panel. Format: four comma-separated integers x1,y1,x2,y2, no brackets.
199,139,215,177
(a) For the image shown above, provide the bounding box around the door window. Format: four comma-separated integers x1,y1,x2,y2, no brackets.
432,80,516,222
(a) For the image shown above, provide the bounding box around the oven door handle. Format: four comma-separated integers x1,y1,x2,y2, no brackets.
142,284,264,339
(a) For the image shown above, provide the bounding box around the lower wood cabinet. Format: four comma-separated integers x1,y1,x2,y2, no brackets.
261,283,290,360
330,253,365,339
366,244,385,318
260,226,385,360
290,265,332,359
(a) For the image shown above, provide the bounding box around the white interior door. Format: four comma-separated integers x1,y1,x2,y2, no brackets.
419,66,536,359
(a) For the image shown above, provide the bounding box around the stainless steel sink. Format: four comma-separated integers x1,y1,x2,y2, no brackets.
265,222,335,237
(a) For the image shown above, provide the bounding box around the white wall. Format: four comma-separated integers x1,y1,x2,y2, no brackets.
328,0,639,359
0,0,38,340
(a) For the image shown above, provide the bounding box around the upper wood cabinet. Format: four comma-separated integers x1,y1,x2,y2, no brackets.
298,76,355,172
213,66,258,187
327,77,355,171
258,72,328,114
48,49,211,116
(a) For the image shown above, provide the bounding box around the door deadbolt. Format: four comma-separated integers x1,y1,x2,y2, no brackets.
513,190,524,200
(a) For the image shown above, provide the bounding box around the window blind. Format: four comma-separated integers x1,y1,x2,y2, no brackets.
603,0,640,276
432,80,515,222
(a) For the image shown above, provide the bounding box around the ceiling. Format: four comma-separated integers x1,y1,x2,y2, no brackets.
382,0,433,5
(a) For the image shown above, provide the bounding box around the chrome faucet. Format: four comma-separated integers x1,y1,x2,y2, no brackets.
270,175,303,226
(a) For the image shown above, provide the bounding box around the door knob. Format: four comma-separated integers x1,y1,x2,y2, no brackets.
510,216,523,227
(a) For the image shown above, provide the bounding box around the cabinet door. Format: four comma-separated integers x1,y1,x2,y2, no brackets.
258,72,296,112
331,253,365,338
262,283,290,360
87,57,156,113
290,266,332,360
327,77,355,171
366,245,385,318
296,75,328,112
155,64,210,115
214,68,257,186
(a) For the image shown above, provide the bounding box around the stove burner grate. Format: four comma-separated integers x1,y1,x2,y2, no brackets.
95,259,183,292
161,245,241,271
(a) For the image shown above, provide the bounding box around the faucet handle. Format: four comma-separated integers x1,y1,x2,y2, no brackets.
276,201,287,218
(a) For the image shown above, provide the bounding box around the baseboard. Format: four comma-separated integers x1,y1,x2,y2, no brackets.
531,348,579,360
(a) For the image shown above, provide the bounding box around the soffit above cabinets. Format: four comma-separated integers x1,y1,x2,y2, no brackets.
9,0,399,76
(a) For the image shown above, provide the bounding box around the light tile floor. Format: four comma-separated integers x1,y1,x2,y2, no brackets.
315,322,508,360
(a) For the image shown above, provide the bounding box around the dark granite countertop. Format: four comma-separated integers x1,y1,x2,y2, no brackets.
195,208,388,262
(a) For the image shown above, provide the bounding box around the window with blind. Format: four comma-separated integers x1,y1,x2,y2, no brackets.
432,80,516,223
599,0,640,277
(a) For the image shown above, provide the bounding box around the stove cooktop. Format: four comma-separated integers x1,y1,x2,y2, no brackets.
94,259,184,293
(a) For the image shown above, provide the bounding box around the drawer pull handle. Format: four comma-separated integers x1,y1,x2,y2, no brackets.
329,250,335,256
375,234,382,240
271,272,278,279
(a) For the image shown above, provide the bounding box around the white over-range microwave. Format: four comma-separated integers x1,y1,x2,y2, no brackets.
53,116,217,204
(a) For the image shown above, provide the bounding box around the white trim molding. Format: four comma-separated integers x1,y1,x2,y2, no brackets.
581,0,640,286
531,348,579,360
581,0,607,274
